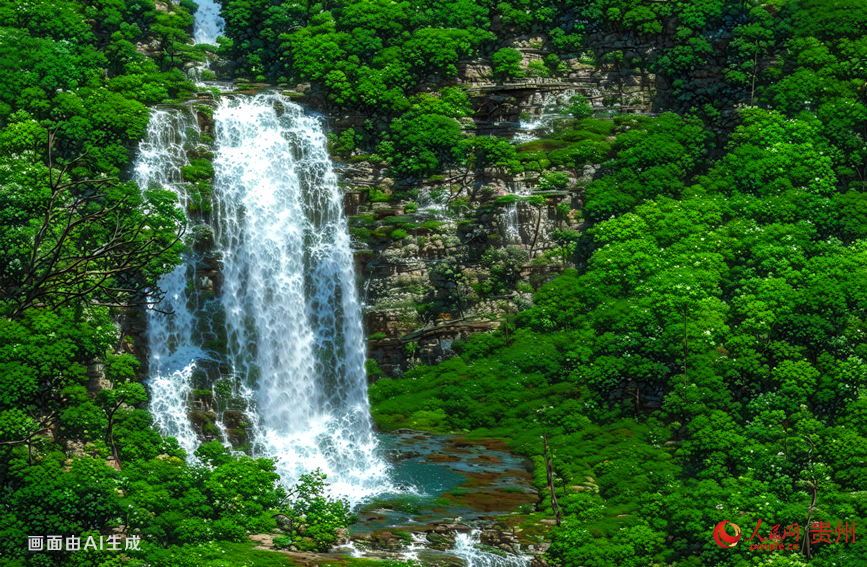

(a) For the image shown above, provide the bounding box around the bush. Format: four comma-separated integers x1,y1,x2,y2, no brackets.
365,359,385,380
527,60,550,78
564,94,593,119
421,220,446,233
187,224,214,248
537,171,570,191
278,470,357,552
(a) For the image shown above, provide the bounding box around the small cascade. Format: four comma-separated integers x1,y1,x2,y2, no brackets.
451,531,531,567
503,202,522,245
135,108,210,457
513,89,578,143
189,0,234,91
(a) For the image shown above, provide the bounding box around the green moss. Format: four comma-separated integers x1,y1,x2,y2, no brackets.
349,214,376,226
181,158,215,182
349,227,372,242
193,389,213,401
421,220,446,233
195,104,214,119
390,229,408,240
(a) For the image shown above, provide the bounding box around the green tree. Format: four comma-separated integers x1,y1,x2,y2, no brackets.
492,47,524,82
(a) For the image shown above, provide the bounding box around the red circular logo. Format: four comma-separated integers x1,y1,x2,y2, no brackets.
713,521,741,548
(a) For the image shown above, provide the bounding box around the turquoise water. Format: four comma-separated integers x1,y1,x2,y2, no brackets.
350,431,536,536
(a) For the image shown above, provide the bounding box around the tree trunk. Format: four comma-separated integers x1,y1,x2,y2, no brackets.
107,403,123,470
543,432,561,527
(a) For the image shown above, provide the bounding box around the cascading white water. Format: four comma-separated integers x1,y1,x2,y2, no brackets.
513,89,578,143
213,94,389,502
504,203,521,245
140,96,390,502
193,0,225,45
452,531,531,567
136,109,208,457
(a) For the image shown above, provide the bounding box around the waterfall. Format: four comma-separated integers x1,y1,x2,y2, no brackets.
513,89,577,143
214,94,388,501
138,95,389,503
452,531,531,567
504,203,521,245
193,0,225,45
136,109,209,457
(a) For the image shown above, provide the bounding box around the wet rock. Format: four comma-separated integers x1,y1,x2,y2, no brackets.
353,530,412,551
481,529,521,550
424,530,455,551
385,449,422,462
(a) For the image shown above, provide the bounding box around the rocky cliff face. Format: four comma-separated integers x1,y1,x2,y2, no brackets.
338,161,583,377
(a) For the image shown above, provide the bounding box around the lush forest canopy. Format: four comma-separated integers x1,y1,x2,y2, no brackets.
0,0,866,566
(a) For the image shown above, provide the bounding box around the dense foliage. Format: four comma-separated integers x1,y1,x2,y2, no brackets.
371,105,867,566
2,0,867,565
365,7,867,558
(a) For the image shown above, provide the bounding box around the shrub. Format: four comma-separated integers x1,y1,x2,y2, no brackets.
564,93,593,119
527,60,550,78
187,224,214,248
365,359,385,379
278,470,357,552
421,220,446,233
537,171,570,191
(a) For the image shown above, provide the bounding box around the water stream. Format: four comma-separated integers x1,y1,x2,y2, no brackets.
453,531,530,567
504,202,522,245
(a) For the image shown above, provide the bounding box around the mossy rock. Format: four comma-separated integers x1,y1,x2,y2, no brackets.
188,410,217,428
225,428,247,447
222,410,244,429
